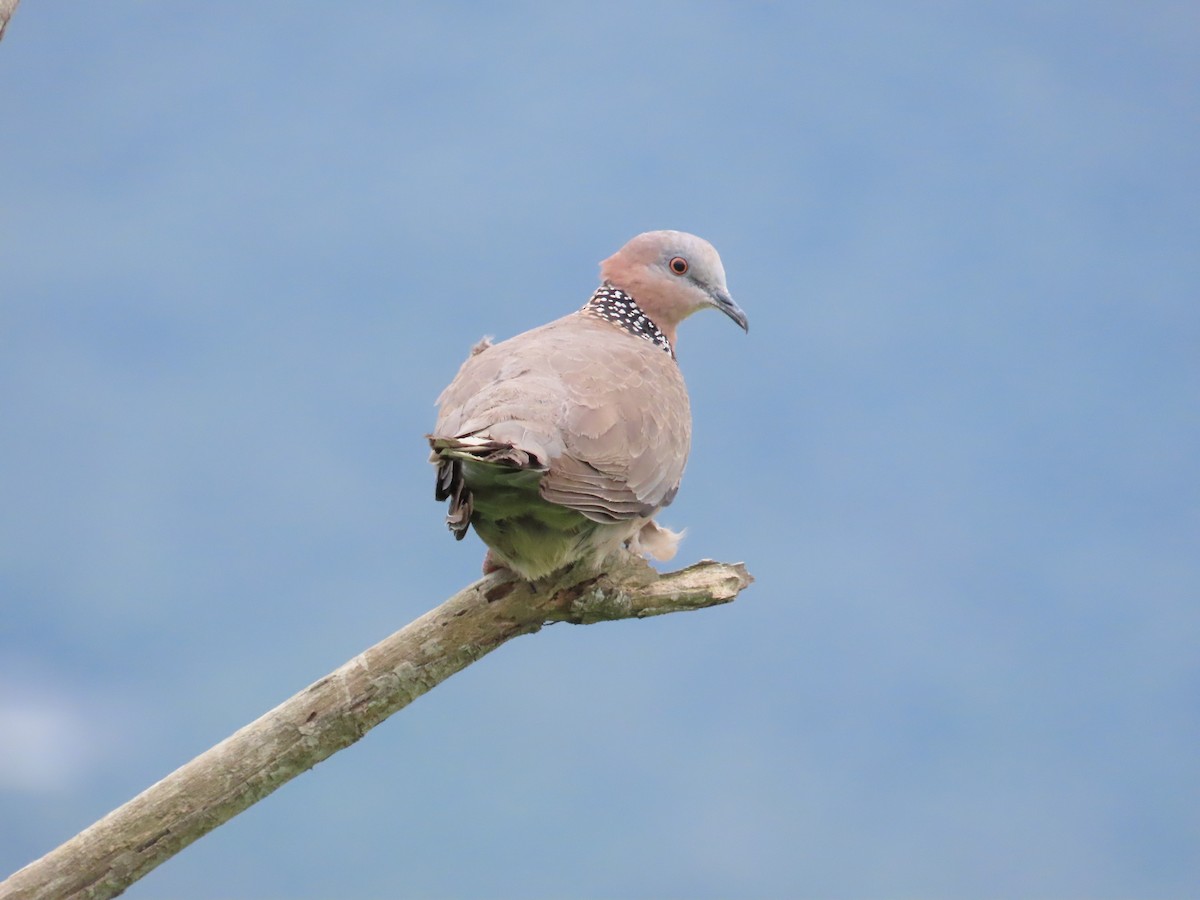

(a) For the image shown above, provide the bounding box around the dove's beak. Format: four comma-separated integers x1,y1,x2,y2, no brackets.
710,288,749,332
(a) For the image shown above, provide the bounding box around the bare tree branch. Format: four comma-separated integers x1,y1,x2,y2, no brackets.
1,556,752,900
0,0,19,42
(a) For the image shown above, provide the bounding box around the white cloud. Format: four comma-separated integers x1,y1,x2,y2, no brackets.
0,695,100,792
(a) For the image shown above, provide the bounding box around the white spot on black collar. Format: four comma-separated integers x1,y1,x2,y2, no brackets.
582,284,673,356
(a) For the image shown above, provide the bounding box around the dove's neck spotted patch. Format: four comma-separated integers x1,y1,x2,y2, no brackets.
583,284,673,357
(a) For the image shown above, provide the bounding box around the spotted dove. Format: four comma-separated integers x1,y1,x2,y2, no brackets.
429,230,748,581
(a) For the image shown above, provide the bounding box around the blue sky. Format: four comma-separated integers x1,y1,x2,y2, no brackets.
2,3,1197,897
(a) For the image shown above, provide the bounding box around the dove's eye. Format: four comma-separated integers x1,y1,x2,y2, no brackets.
669,257,689,275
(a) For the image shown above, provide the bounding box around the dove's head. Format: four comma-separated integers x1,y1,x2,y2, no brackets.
599,230,748,347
